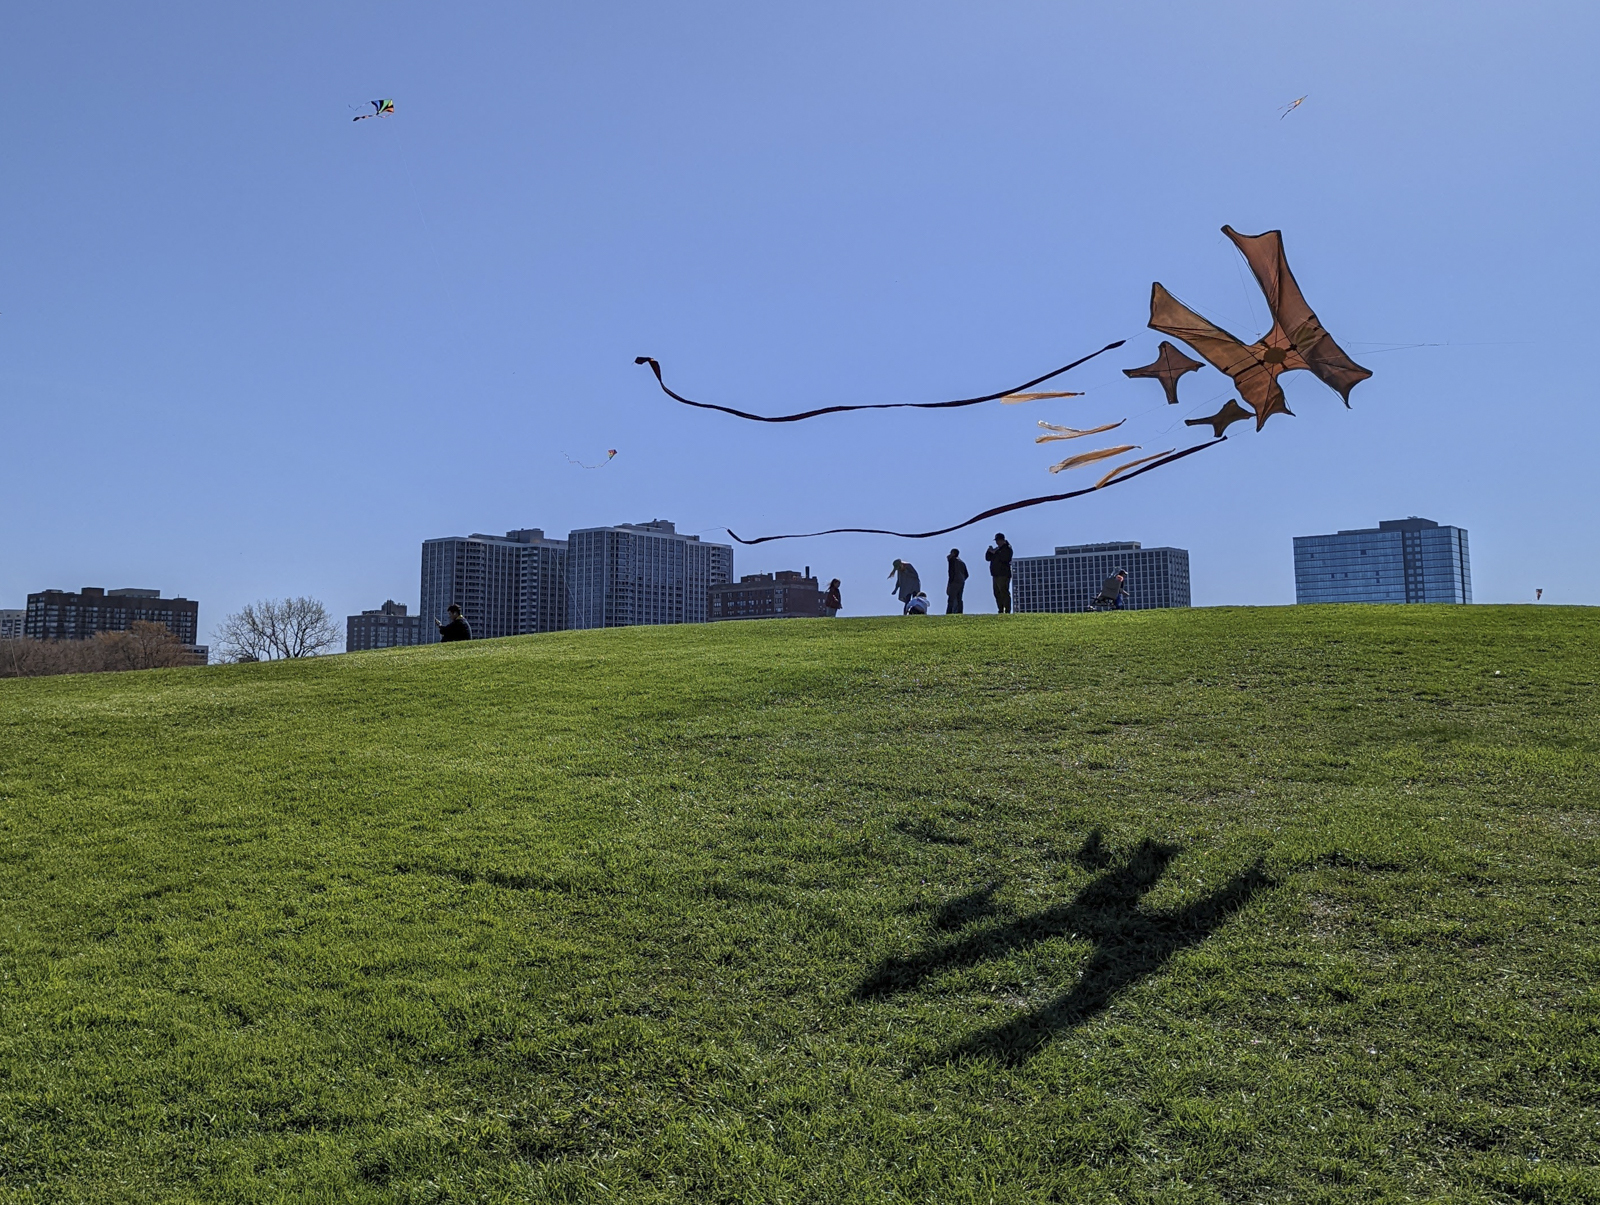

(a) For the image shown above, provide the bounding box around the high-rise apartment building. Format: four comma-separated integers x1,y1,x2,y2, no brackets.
24,587,199,644
710,570,820,621
1293,517,1470,604
347,600,430,652
0,609,23,640
419,529,568,640
1012,541,1191,612
567,520,733,628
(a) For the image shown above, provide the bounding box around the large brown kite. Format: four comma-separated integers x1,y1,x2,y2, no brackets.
1144,226,1371,429
636,224,1369,544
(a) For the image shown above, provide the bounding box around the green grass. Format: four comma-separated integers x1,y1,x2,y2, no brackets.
1,605,1597,1203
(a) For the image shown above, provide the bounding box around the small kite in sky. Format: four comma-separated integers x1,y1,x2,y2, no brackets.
1122,341,1204,405
1279,95,1308,119
353,99,395,122
564,449,618,469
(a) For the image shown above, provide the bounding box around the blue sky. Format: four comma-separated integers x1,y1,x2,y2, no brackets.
2,2,1595,635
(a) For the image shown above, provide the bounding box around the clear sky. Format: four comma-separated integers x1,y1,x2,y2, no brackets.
2,2,1595,637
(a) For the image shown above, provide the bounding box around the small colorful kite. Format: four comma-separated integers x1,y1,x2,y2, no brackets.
353,99,395,122
564,449,618,469
1279,95,1308,119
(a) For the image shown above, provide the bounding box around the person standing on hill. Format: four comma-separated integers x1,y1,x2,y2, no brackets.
985,533,1013,613
437,603,472,642
822,578,842,617
890,560,922,614
946,548,969,614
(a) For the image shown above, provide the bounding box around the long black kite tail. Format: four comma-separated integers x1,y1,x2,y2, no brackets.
726,438,1226,544
633,340,1126,423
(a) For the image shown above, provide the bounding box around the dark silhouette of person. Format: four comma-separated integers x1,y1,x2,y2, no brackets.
1093,570,1130,610
822,579,842,617
889,560,922,614
985,533,1013,613
437,603,471,642
946,549,969,614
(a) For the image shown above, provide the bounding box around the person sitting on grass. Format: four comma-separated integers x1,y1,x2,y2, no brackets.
437,603,472,642
906,592,930,615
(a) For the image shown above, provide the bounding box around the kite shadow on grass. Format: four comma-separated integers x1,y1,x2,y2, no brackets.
854,832,1275,1065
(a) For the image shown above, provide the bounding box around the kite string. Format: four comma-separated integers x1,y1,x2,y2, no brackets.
727,438,1226,544
636,340,1126,424
389,121,466,321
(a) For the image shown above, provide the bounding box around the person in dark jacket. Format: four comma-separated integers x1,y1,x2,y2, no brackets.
822,579,842,617
437,603,471,642
985,533,1013,613
946,549,969,614
889,560,922,614
1093,570,1130,610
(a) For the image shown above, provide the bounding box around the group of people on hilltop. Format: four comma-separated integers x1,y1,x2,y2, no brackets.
888,534,1131,615
889,533,1015,616
428,540,1127,638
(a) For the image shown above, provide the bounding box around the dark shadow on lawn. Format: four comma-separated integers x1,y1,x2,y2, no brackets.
855,831,1275,1064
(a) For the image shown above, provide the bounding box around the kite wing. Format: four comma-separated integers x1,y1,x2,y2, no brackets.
1221,226,1372,405
1184,399,1253,439
1122,340,1204,405
1148,283,1291,428
634,340,1124,423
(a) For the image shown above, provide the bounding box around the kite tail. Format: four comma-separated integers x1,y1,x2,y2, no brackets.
633,340,1125,423
726,438,1226,544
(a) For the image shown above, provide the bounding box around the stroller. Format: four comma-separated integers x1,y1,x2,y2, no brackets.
1089,570,1129,611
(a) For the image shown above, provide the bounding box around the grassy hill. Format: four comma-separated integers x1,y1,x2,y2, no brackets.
1,606,1597,1203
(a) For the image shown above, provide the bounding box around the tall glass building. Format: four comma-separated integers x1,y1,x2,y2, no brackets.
1012,541,1191,612
419,528,569,640
1293,517,1471,604
567,520,733,629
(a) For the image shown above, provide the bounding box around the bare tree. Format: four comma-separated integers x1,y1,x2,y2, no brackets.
93,621,195,671
217,597,342,662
